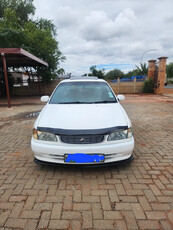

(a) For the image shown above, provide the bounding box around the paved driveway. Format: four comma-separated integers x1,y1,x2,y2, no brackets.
0,95,173,230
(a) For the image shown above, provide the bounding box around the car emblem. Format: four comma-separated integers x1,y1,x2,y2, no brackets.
80,138,85,142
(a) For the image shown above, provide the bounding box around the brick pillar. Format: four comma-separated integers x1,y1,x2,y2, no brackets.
155,57,168,94
148,60,156,81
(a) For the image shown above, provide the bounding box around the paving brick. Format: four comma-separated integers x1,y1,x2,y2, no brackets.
148,184,162,196
25,219,38,230
143,190,157,202
115,203,131,211
62,211,81,220
0,210,11,227
115,220,128,230
123,211,138,230
33,203,53,211
73,203,91,211
138,220,160,229
0,96,173,230
0,202,15,210
23,196,36,210
82,211,93,229
131,203,146,219
100,196,111,210
9,202,24,218
146,211,167,220
94,220,115,229
21,210,41,219
115,184,126,195
9,195,27,202
104,211,122,219
119,196,137,203
91,190,108,196
5,218,27,229
73,190,81,202
51,203,62,219
49,220,69,229
45,195,63,203
92,203,103,220
138,196,152,211
108,190,119,202
38,219,49,229
83,195,100,203
151,203,171,211
167,211,173,225
63,196,72,210
70,220,81,230
160,220,173,230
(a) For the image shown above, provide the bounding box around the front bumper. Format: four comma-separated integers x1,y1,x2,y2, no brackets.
34,155,133,168
31,136,134,166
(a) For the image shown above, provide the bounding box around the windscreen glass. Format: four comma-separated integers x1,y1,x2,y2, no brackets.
49,81,117,104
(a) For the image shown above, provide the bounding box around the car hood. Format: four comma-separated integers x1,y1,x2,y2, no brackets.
36,103,128,130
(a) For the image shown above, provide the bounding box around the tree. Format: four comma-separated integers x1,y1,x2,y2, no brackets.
0,0,35,24
135,63,148,75
124,69,138,78
142,78,154,93
166,62,173,79
105,69,124,80
0,0,65,82
57,68,65,75
89,66,105,79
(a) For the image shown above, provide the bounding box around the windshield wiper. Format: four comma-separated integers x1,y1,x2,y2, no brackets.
93,100,116,104
58,101,88,104
57,101,116,104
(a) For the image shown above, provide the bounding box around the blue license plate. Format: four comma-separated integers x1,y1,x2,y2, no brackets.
64,153,105,163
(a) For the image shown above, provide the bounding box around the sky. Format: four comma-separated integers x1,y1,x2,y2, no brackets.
33,0,173,76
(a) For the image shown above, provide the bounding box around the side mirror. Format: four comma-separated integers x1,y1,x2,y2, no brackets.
117,95,125,101
41,95,50,103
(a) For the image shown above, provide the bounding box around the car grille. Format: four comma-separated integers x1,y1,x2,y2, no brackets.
61,135,104,144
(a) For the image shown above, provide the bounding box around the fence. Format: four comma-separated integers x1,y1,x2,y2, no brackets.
109,78,144,94
11,77,145,96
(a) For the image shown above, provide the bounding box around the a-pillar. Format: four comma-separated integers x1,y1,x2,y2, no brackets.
155,57,168,94
148,59,156,81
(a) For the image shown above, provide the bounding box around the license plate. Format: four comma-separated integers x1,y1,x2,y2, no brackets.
64,153,105,163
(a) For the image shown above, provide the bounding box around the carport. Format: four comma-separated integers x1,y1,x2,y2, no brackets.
0,48,48,108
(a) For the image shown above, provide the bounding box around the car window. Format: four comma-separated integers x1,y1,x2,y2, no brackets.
49,81,117,104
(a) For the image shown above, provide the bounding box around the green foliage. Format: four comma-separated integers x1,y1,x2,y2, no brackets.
89,66,105,79
105,69,124,80
57,68,65,75
0,0,65,82
0,0,35,24
135,62,148,75
142,78,154,93
124,69,138,78
166,62,173,79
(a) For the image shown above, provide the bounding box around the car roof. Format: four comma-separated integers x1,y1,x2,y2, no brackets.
61,77,106,83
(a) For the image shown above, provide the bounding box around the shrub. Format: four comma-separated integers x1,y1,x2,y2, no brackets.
142,78,154,93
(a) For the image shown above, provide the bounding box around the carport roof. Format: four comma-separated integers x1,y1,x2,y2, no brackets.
0,48,48,67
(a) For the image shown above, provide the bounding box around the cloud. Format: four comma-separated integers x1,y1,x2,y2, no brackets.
55,7,79,28
82,9,136,41
33,0,173,75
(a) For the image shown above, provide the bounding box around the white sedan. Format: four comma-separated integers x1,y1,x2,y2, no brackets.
31,77,134,166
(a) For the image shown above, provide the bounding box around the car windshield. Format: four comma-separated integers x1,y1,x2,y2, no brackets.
49,81,117,104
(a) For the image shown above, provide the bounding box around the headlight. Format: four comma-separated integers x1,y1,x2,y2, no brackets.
108,128,133,141
33,129,57,142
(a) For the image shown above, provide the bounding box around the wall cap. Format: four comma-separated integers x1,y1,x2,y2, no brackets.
148,59,156,62
158,57,168,60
